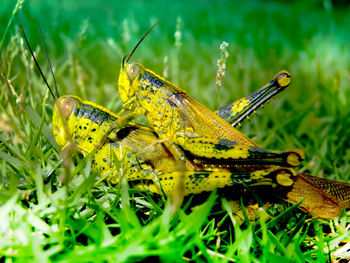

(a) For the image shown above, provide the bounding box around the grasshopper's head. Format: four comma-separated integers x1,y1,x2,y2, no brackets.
52,95,82,149
118,61,144,109
118,21,160,109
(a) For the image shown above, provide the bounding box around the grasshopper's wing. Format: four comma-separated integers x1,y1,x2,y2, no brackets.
276,174,342,219
168,93,258,146
300,174,350,209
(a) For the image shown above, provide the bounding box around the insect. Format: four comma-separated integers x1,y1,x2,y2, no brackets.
21,26,350,219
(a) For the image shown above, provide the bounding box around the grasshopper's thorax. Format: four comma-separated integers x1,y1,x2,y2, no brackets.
53,95,119,154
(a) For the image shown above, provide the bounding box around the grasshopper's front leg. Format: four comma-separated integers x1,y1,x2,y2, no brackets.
93,138,167,195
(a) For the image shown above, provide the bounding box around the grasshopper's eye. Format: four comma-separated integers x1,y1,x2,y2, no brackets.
60,97,75,117
126,63,140,81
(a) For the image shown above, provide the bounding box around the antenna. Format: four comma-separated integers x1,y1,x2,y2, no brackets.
38,23,59,98
20,25,56,100
123,20,160,66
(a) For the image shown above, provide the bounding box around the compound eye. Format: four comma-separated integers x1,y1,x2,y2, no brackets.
60,97,76,118
126,63,141,81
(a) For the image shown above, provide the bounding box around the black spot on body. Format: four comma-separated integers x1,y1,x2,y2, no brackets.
247,148,272,159
116,126,137,139
213,139,238,151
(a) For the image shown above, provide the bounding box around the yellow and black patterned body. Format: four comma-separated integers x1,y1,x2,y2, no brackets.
117,63,304,186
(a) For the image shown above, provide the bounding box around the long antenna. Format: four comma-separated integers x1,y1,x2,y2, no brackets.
123,20,160,66
38,23,59,98
20,25,56,101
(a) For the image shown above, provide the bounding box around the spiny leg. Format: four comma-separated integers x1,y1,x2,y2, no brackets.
175,135,304,167
215,70,291,127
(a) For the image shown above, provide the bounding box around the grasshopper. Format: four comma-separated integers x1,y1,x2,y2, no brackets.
21,26,350,219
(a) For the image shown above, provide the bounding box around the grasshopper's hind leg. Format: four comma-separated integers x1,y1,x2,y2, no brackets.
175,135,304,167
215,70,291,127
135,166,296,196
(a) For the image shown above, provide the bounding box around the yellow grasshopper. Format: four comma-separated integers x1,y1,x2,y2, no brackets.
21,26,350,219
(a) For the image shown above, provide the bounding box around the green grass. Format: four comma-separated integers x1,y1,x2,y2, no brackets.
1,0,350,262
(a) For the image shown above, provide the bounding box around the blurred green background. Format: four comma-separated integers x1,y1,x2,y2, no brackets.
1,0,350,179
